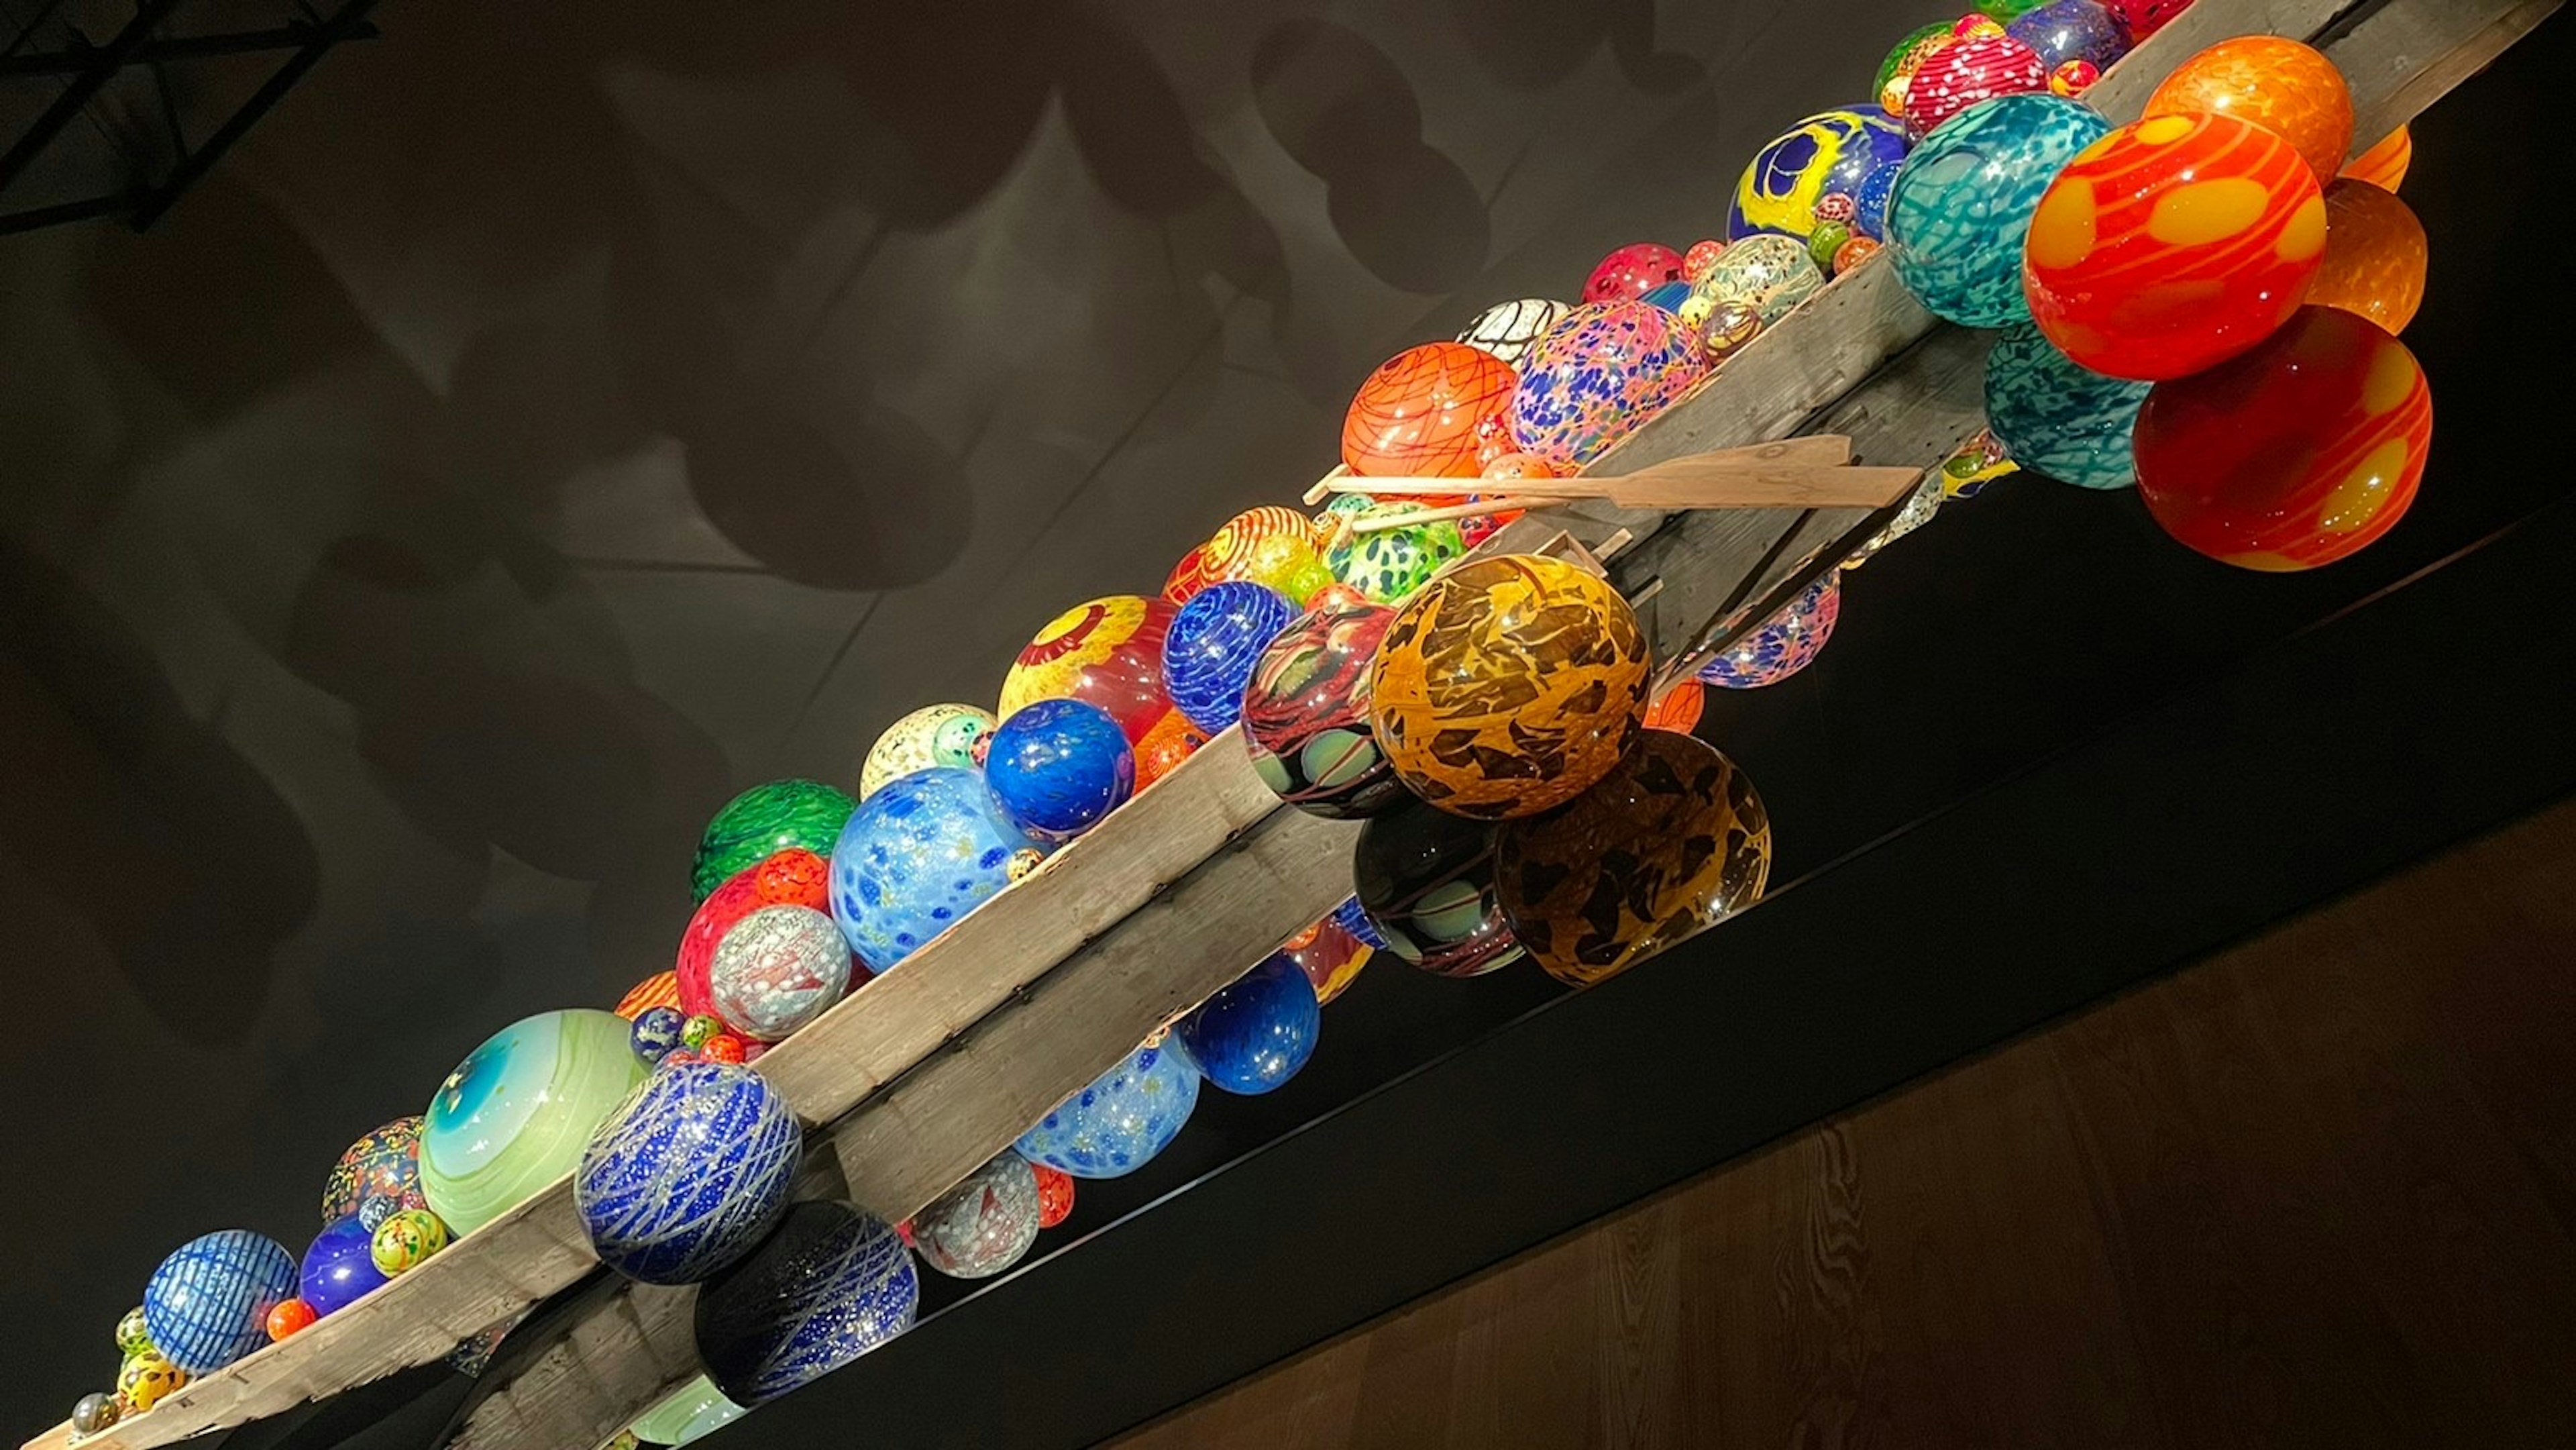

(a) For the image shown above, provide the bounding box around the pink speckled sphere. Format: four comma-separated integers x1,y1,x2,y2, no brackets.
1582,243,1686,304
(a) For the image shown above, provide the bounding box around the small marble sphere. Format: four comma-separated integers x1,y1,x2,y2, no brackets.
1984,322,2151,490
690,779,856,903
1582,242,1685,303
631,1005,686,1066
1700,573,1843,689
421,1009,651,1237
117,1353,186,1413
1682,234,1822,330
1807,221,1853,274
910,1152,1044,1279
1697,300,1764,364
2050,58,2100,95
72,1392,120,1437
1031,1161,1077,1228
1177,954,1321,1094
984,698,1136,841
710,903,853,1042
1352,796,1523,978
1165,580,1301,734
300,1216,388,1318
264,1299,317,1342
319,1116,423,1227
1015,1037,1201,1178
1886,93,2110,327
1834,236,1882,275
693,1201,920,1406
1851,160,1899,240
369,1209,451,1276
1454,297,1570,366
143,1230,298,1374
859,703,997,800
577,1060,802,1286
114,1306,152,1359
681,1013,725,1050
830,766,1051,971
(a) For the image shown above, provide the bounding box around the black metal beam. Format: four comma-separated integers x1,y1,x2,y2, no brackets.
0,0,185,197
125,0,380,230
0,17,380,77
0,186,140,234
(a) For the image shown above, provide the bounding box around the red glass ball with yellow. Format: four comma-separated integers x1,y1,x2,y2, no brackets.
2023,111,2327,381
2132,306,2433,572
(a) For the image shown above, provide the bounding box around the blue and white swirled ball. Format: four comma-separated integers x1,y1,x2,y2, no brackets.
1163,581,1299,735
143,1230,297,1373
693,1202,920,1406
576,1061,802,1286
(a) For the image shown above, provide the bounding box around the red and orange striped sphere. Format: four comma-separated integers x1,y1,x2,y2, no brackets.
2023,111,2327,381
2133,307,2433,572
1163,543,1210,605
2343,125,2412,193
1340,342,1518,479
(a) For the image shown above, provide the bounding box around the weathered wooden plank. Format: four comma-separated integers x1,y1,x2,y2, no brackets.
30,2,2544,1447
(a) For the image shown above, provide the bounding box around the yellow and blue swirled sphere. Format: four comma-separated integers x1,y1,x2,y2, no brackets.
1729,108,1911,242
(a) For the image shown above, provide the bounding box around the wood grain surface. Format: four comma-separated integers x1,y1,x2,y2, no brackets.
1112,794,2576,1450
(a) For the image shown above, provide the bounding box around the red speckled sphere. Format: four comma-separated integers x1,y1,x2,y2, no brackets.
266,1298,317,1342
1341,342,1519,479
1583,242,1686,303
2023,111,2326,380
2144,35,2355,183
1680,239,1726,282
1904,34,2047,136
1030,1161,1075,1228
2133,306,2432,572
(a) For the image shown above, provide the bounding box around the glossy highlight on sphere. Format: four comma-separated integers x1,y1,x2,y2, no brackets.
1243,598,1405,819
1163,580,1300,734
2133,305,2432,571
676,849,831,1023
1015,1039,1201,1178
1699,574,1841,689
1370,554,1652,820
2023,110,2326,380
420,1008,651,1237
1177,955,1321,1094
576,1061,801,1285
1729,109,1911,242
909,1152,1042,1279
830,766,1051,972
1000,594,1179,745
1886,93,2111,327
1506,301,1704,470
1984,323,2151,489
859,703,996,800
300,1216,388,1317
2007,0,2130,71
690,780,855,903
693,1202,918,1406
144,1231,297,1374
2308,178,2427,334
1281,911,1373,1004
1354,797,1521,977
1342,342,1517,479
984,698,1134,841
1497,732,1772,986
2144,35,2353,183
369,1209,450,1276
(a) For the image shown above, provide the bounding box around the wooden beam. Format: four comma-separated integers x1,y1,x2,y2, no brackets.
26,2,2549,1448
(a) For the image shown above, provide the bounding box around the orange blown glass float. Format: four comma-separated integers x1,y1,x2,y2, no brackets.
2023,111,2328,381
2132,306,2433,572
2343,125,2412,192
1340,342,1519,479
2308,178,2428,333
2143,36,2355,183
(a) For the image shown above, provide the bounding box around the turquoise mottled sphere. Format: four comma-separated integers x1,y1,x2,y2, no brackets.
1984,323,2151,490
1886,93,2110,326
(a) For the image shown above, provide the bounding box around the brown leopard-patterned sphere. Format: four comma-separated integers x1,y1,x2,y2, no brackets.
1368,554,1650,820
1495,731,1771,986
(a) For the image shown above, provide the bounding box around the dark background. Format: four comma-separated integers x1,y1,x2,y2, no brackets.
2,0,2567,1441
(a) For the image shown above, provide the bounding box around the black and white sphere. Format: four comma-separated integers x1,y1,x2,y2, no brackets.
909,1153,1042,1280
694,1202,920,1406
1455,297,1570,366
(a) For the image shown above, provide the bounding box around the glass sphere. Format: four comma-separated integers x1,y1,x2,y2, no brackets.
299,1216,387,1317
693,1202,918,1406
319,1116,423,1227
1699,574,1842,689
1164,580,1300,734
1984,322,2151,490
576,1061,801,1286
419,1009,650,1237
1506,301,1704,470
998,594,1180,745
1352,797,1522,978
1886,93,2109,327
859,703,996,799
1177,955,1321,1094
690,780,855,903
828,766,1051,972
910,1152,1043,1279
143,1231,296,1374
1341,342,1519,478
1729,109,1911,242
1014,1037,1201,1179
985,698,1135,841
708,904,852,1042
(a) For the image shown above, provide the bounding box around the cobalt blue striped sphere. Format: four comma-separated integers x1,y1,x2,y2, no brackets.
1162,582,1298,735
142,1230,297,1373
693,1202,919,1406
576,1061,802,1286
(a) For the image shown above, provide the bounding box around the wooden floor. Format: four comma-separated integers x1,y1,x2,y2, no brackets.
1111,795,2576,1450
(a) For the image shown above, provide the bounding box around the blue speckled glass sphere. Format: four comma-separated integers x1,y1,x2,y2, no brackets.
985,698,1135,841
630,1006,686,1065
1984,323,2151,490
1015,1038,1201,1179
1163,581,1299,735
829,767,1052,972
694,1202,918,1406
142,1230,297,1373
1886,93,2110,326
299,1215,387,1317
2006,0,2131,70
1177,955,1321,1095
576,1061,802,1286
1851,160,1900,242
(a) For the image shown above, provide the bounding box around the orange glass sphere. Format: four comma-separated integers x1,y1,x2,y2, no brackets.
1163,543,1210,605
1642,680,1704,734
2342,125,2412,193
2309,178,2427,334
2133,306,2433,572
1132,708,1208,790
613,970,682,1021
2024,111,2327,381
1201,506,1334,604
1340,342,1519,479
2144,36,2354,183
266,1299,317,1343
1369,554,1652,820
